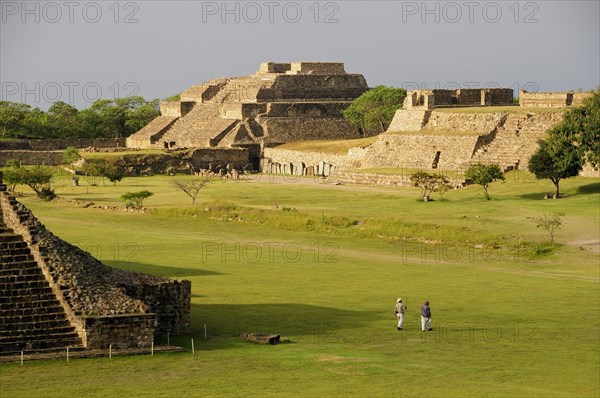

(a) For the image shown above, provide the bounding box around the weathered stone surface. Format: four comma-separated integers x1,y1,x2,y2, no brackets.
0,193,191,351
519,90,593,108
240,333,281,345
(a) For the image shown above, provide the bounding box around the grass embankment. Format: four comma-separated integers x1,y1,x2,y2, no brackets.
273,136,378,154
1,171,598,397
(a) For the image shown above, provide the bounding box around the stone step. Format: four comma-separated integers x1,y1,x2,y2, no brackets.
0,254,34,263
1,304,65,317
0,334,81,353
0,321,73,334
0,234,23,243
0,329,78,341
0,292,58,303
0,241,28,250
0,273,46,283
0,247,31,256
0,264,43,276
0,280,49,290
0,299,63,311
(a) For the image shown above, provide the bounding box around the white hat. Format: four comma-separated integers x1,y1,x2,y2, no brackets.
397,298,402,303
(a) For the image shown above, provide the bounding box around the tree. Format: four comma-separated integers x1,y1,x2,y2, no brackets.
409,171,452,202
528,138,582,198
342,86,406,134
529,213,564,245
121,190,153,209
2,160,24,191
548,88,599,167
465,163,505,200
171,178,209,204
5,165,56,200
62,146,81,170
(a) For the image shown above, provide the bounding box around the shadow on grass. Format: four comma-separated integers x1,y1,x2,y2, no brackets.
576,181,600,195
161,303,375,348
104,260,224,278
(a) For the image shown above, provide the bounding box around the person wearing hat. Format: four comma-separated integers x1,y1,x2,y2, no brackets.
421,300,432,331
394,298,407,330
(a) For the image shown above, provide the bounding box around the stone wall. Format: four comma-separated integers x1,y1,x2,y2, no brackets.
83,315,156,349
519,91,593,108
113,148,250,176
0,138,126,151
0,151,63,166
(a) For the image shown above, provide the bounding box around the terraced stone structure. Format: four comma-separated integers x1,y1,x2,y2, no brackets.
0,192,191,355
127,62,369,152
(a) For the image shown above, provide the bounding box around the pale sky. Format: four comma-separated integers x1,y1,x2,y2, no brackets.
1,0,599,110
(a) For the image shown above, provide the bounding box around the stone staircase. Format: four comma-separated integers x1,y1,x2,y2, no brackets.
472,113,533,170
0,212,82,354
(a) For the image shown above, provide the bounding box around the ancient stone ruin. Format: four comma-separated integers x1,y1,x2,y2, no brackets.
403,88,514,110
519,90,594,108
127,62,369,154
0,191,191,354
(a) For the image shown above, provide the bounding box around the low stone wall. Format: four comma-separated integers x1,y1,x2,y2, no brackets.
83,314,156,349
0,138,126,151
0,151,63,166
116,279,191,335
329,171,413,187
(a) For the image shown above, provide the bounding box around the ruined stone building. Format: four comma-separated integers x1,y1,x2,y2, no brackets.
0,191,191,354
127,62,369,168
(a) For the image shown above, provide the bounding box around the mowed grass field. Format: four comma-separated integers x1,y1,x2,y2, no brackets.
0,170,599,397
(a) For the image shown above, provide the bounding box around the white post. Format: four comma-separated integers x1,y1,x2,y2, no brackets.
109,344,112,359
151,342,154,356
67,347,69,362
204,324,207,340
20,351,23,366
191,339,195,355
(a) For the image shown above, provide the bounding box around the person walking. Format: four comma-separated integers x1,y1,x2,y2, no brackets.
394,298,406,330
421,300,432,331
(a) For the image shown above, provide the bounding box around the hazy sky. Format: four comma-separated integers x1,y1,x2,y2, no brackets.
1,0,598,110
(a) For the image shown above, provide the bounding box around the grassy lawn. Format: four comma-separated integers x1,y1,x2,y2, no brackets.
0,171,598,397
80,149,167,160
273,136,378,154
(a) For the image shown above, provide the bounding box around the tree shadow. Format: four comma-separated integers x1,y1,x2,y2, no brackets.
166,303,376,347
104,260,224,278
576,181,600,194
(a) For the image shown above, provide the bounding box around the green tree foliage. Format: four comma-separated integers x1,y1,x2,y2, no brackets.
171,178,209,204
62,146,81,170
83,160,123,186
3,165,56,200
121,190,153,209
529,212,565,245
0,97,160,139
528,138,582,198
409,171,453,202
465,163,505,200
547,89,600,167
342,86,406,134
